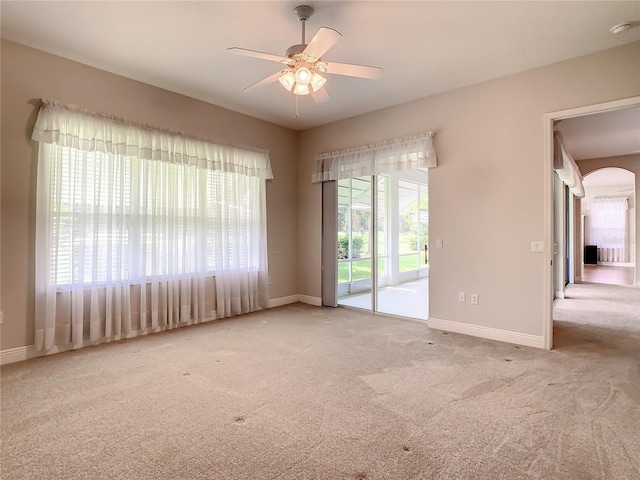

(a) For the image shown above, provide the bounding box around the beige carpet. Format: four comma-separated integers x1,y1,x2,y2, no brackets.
2,293,639,479
554,281,640,333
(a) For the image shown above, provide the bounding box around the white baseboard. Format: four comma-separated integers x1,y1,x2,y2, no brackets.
1,345,39,365
268,294,322,308
268,295,300,308
427,317,545,349
555,291,565,299
297,295,322,306
1,341,118,366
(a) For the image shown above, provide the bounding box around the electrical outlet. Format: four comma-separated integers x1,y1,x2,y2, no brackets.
0,311,3,325
458,292,466,302
471,294,479,305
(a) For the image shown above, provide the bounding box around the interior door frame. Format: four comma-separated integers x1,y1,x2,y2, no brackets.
542,95,640,349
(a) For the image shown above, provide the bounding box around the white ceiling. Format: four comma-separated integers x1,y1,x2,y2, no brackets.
558,106,640,161
2,1,639,131
556,105,639,189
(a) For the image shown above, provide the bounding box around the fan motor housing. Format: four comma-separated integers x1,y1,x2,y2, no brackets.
286,44,307,58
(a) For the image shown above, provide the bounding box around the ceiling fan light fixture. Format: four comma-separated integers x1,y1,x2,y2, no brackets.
310,72,327,92
278,71,296,91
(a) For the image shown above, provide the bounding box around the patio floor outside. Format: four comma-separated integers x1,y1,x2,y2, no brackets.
338,276,428,320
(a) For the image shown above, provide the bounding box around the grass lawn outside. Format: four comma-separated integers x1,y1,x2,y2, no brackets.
338,254,422,283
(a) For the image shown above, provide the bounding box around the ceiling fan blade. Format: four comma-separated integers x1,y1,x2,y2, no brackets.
303,27,342,59
228,47,286,64
244,70,285,93
324,61,383,80
311,87,330,103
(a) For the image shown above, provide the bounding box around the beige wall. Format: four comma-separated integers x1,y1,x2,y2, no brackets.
2,38,639,352
0,39,299,350
578,154,640,283
298,42,640,338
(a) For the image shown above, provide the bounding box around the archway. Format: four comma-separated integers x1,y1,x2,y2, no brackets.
579,167,636,286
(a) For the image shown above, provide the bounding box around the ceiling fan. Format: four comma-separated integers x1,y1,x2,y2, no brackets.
228,5,382,109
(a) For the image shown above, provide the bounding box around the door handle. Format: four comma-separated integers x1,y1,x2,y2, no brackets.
424,244,428,264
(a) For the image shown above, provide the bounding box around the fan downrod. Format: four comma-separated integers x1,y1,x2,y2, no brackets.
289,5,315,56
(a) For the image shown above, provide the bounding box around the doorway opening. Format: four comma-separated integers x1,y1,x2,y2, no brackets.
544,97,640,348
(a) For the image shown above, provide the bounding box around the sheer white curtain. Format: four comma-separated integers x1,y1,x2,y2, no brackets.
554,132,585,198
32,101,272,351
311,132,437,183
588,197,629,262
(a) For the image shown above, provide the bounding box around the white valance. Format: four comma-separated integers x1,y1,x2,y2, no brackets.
554,131,584,198
311,131,437,183
31,100,273,179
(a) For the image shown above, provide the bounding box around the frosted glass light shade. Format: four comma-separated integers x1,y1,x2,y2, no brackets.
293,84,310,95
278,71,295,91
310,73,327,92
295,67,311,86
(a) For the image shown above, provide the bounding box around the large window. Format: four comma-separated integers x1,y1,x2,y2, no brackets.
46,145,262,286
33,101,272,351
588,196,629,262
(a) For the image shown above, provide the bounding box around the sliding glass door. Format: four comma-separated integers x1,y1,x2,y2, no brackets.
337,170,428,320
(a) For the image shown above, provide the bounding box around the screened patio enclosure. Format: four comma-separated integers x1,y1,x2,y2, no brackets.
337,170,428,320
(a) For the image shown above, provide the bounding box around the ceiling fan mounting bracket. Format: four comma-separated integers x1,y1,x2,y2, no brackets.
294,5,314,22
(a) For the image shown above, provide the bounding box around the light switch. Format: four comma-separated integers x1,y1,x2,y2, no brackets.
436,239,443,249
531,241,544,253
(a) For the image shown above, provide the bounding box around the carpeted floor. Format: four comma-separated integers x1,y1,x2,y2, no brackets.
554,281,640,333
2,285,639,479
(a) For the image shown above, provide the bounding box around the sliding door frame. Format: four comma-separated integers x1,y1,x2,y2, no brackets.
321,181,338,307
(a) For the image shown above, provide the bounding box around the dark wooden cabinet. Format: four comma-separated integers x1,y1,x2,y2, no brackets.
584,245,597,265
